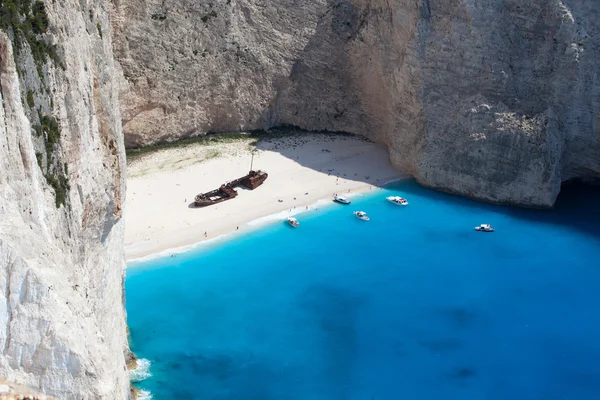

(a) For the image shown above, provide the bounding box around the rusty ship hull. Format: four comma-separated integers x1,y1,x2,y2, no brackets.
194,170,268,207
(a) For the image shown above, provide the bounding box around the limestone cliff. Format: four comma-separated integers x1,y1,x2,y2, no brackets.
110,0,328,147
0,0,130,398
112,0,600,207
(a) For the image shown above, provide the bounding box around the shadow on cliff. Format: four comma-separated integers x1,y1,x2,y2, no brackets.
216,0,392,191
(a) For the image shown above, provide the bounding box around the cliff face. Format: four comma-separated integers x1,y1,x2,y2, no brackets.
113,0,600,207
111,0,328,147
0,0,129,398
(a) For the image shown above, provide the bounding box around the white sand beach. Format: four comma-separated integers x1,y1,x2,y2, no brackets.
125,133,406,261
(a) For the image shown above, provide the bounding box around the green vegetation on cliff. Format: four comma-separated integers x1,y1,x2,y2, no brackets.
1,0,70,208
35,114,69,208
126,132,253,161
0,0,61,77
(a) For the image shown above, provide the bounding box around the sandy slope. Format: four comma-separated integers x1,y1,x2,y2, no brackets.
125,134,405,261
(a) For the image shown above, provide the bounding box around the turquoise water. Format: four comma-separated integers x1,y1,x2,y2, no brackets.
126,181,600,400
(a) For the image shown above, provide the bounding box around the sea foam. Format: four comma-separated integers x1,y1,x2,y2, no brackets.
135,389,153,400
130,358,152,382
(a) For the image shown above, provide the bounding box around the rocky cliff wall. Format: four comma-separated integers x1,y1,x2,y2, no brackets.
111,0,328,147
113,0,600,207
0,0,130,398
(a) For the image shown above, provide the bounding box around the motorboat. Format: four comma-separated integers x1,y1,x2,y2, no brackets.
287,217,300,228
334,195,351,204
474,224,494,232
353,211,370,221
386,196,408,206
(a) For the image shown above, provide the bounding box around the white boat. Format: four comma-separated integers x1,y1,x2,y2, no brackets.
353,211,370,221
386,196,408,206
334,195,351,204
474,223,494,232
287,217,300,228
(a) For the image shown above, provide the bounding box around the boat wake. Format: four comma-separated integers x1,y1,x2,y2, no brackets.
130,358,152,382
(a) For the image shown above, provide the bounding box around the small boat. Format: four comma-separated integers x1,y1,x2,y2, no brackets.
474,224,494,232
334,195,351,204
353,211,370,221
287,217,300,228
386,196,408,206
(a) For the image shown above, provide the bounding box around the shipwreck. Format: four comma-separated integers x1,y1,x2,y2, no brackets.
194,153,267,207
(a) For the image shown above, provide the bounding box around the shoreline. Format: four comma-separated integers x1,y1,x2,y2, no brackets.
125,134,407,263
126,180,407,265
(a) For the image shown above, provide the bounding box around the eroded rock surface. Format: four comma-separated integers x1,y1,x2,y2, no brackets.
112,0,600,206
0,0,129,397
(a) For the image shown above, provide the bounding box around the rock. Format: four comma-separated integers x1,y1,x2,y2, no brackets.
0,0,129,397
0,1,598,396
111,0,600,207
110,0,328,147
412,96,564,207
0,379,58,399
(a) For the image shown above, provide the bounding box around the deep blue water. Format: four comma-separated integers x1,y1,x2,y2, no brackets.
126,181,600,400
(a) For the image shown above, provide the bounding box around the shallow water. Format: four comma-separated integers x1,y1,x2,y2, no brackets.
126,181,600,400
